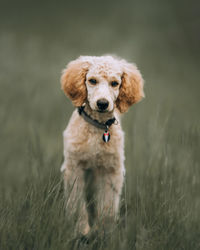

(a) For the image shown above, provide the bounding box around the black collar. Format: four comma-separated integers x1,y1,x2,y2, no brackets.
78,106,116,130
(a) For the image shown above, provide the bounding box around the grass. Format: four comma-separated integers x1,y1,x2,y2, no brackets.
0,0,200,249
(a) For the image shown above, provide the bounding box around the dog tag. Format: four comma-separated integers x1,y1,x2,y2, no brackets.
102,130,110,142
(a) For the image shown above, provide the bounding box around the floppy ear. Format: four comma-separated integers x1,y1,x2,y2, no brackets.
116,61,144,113
61,57,90,107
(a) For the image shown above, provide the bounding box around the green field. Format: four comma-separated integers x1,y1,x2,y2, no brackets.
0,0,199,249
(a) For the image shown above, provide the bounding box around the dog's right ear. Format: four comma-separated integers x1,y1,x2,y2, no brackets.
61,57,90,107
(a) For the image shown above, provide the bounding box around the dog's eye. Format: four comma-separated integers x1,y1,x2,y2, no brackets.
89,79,97,85
111,81,119,87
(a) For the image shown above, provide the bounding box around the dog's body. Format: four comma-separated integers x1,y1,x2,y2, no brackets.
60,56,144,234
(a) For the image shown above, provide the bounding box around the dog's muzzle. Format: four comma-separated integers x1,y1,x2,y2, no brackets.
97,98,109,111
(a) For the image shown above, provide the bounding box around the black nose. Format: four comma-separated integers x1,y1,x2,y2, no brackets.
97,99,109,111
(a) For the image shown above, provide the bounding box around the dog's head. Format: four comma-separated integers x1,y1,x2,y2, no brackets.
61,55,144,113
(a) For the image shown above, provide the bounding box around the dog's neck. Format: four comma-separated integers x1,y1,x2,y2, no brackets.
84,102,115,124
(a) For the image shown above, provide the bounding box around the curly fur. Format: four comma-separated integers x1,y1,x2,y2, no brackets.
60,55,144,235
116,61,144,112
61,59,89,106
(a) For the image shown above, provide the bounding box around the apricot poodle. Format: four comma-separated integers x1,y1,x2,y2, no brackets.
60,55,144,235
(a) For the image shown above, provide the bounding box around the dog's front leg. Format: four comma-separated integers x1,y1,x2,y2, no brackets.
63,166,90,235
95,169,124,231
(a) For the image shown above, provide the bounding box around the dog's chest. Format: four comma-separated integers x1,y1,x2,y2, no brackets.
64,119,124,170
79,130,121,169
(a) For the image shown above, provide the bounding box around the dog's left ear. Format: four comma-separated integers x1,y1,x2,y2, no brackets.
116,61,144,113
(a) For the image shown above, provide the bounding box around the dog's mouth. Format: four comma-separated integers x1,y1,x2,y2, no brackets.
97,109,109,113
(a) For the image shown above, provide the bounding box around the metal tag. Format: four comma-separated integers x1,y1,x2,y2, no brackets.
102,130,110,142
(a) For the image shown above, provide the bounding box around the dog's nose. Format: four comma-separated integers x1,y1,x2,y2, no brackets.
97,99,109,111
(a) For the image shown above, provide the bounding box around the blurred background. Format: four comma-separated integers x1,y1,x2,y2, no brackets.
0,0,200,249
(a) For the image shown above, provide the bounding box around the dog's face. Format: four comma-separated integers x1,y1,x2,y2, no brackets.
61,56,144,113
85,60,122,112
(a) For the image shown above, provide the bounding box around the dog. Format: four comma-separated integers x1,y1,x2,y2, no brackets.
60,55,144,235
